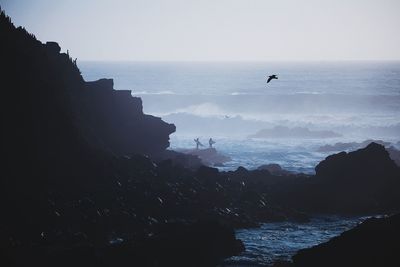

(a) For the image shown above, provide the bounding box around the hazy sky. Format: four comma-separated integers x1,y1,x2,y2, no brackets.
1,0,400,61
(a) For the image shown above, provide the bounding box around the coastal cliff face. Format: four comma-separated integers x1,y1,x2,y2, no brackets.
1,9,174,163
74,78,175,155
0,10,241,267
2,8,400,267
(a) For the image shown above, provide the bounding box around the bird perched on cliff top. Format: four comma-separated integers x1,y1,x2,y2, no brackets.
267,74,278,83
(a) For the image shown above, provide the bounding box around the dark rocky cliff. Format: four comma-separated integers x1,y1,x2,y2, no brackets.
74,78,175,155
0,9,241,267
2,8,400,267
1,8,174,164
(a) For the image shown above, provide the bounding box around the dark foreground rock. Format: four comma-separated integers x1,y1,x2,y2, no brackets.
275,143,400,214
313,142,400,213
2,8,400,267
292,214,400,267
387,146,400,166
1,221,243,267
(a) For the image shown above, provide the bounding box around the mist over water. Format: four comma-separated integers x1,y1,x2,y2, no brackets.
80,61,400,173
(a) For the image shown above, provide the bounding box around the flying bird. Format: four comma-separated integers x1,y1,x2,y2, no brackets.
267,74,278,83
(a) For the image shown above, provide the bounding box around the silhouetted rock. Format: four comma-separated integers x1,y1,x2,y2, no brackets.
177,147,231,167
2,8,400,267
153,149,204,169
45,41,61,54
387,146,400,166
293,214,400,267
312,143,400,213
317,139,391,152
257,163,293,175
249,126,341,139
73,78,175,155
131,221,245,266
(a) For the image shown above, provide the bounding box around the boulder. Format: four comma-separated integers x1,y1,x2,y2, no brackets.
257,163,293,176
45,41,61,54
293,214,400,267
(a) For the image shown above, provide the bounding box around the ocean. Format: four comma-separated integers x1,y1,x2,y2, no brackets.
79,61,399,266
79,61,400,173
222,215,372,266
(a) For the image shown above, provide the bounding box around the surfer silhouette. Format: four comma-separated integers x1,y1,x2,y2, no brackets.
194,138,203,149
209,138,216,148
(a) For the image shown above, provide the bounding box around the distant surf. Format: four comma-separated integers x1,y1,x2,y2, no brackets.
79,61,400,173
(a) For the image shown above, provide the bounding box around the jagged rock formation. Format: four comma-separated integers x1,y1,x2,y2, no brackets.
176,148,231,166
1,9,174,167
287,143,400,214
387,146,400,166
293,214,400,267
73,78,175,155
2,8,400,267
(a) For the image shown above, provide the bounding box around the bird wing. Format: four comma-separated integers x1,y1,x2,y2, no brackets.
267,76,273,83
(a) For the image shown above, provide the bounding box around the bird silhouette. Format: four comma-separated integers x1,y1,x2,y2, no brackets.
267,74,278,83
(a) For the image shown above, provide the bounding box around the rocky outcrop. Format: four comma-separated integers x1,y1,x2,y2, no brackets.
316,139,391,152
268,143,400,214
2,221,244,267
45,41,61,54
2,8,400,267
311,143,400,213
176,148,231,167
1,7,175,163
292,214,400,267
72,78,175,156
257,163,293,176
387,146,400,166
0,10,277,267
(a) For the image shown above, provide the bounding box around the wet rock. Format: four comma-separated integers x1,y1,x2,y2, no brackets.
176,148,231,167
257,163,293,176
311,143,400,213
293,214,400,267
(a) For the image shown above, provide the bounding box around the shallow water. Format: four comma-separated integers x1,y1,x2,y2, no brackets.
222,216,370,266
169,136,333,173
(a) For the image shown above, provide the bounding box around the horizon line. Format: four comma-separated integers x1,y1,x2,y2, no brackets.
77,59,400,63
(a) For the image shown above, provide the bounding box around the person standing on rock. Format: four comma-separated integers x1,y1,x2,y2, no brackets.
209,138,216,148
194,138,203,150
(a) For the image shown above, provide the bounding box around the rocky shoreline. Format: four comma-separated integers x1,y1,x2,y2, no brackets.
1,8,399,267
271,213,400,267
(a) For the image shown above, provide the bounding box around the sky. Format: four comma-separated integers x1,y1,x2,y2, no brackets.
1,0,400,61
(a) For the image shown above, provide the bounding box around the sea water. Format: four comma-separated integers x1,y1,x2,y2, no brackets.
79,62,398,265
222,216,371,266
79,61,400,173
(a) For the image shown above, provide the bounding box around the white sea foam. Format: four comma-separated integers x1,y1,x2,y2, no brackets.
80,61,400,172
132,90,176,95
